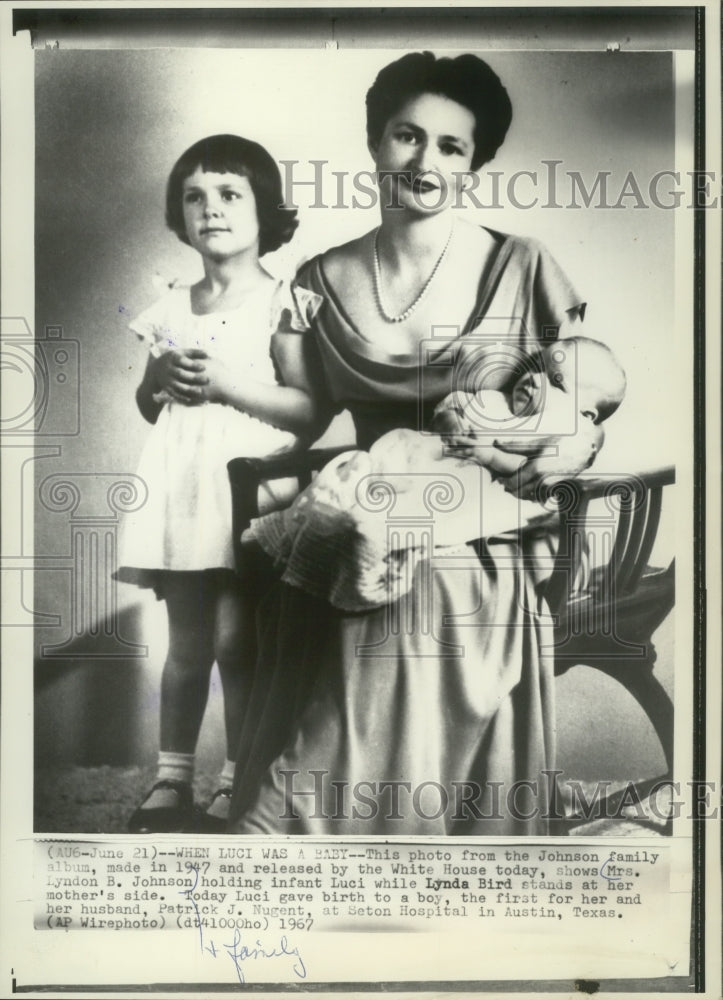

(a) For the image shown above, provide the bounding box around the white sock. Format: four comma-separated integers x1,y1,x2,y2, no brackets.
157,750,194,785
217,758,236,789
205,759,236,820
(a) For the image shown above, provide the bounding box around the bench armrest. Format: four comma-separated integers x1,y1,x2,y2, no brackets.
544,465,675,614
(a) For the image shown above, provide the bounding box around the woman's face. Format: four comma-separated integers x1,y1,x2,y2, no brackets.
370,92,476,214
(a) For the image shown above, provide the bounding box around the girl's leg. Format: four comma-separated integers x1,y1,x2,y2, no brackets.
128,572,216,831
203,577,257,823
215,580,256,753
159,573,216,752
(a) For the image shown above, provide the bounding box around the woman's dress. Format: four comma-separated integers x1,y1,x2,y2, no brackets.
228,229,584,836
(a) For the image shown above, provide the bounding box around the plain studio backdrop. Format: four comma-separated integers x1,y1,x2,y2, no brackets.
33,45,685,794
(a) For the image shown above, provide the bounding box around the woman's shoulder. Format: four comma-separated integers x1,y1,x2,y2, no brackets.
477,225,583,322
297,233,372,288
323,233,371,266
477,224,554,263
450,221,557,284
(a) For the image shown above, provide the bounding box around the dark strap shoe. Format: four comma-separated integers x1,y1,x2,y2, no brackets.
127,779,194,834
193,788,233,834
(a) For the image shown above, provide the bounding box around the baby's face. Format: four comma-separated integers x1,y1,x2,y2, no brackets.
510,371,544,416
510,353,596,421
509,366,566,417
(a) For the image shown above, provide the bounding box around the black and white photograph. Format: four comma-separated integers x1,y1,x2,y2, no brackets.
1,1,719,995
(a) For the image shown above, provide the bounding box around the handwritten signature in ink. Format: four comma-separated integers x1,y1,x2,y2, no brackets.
222,928,307,984
180,865,307,985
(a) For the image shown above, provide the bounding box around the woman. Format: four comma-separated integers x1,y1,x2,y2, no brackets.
224,52,600,835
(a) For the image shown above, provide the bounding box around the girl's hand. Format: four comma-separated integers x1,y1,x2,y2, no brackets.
196,354,234,405
495,421,604,500
155,349,209,404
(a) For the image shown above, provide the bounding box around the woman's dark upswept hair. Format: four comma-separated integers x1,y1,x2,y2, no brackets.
366,52,512,171
166,134,298,256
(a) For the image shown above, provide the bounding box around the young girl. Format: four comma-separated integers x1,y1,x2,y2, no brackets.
117,134,315,833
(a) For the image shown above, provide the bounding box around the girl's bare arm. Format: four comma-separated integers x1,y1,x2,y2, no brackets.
135,355,163,424
201,332,334,441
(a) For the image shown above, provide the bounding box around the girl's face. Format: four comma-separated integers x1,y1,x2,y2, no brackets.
181,168,260,260
369,92,476,215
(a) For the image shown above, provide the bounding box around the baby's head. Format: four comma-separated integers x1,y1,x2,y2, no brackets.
511,337,626,426
165,134,298,256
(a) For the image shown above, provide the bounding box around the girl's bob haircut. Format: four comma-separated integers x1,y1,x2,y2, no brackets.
366,51,513,171
166,134,298,256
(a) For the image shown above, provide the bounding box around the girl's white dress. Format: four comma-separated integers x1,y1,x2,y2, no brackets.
117,280,298,584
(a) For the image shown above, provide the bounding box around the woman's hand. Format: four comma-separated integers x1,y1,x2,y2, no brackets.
444,431,526,478
494,421,604,500
154,348,209,404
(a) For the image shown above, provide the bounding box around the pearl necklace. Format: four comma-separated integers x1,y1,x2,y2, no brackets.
372,223,454,324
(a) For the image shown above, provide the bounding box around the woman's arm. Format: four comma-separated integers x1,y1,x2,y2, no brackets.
433,409,526,478
494,420,604,499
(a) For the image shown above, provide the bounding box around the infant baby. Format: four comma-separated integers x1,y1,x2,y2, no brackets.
343,335,626,538
246,336,625,609
413,333,626,476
